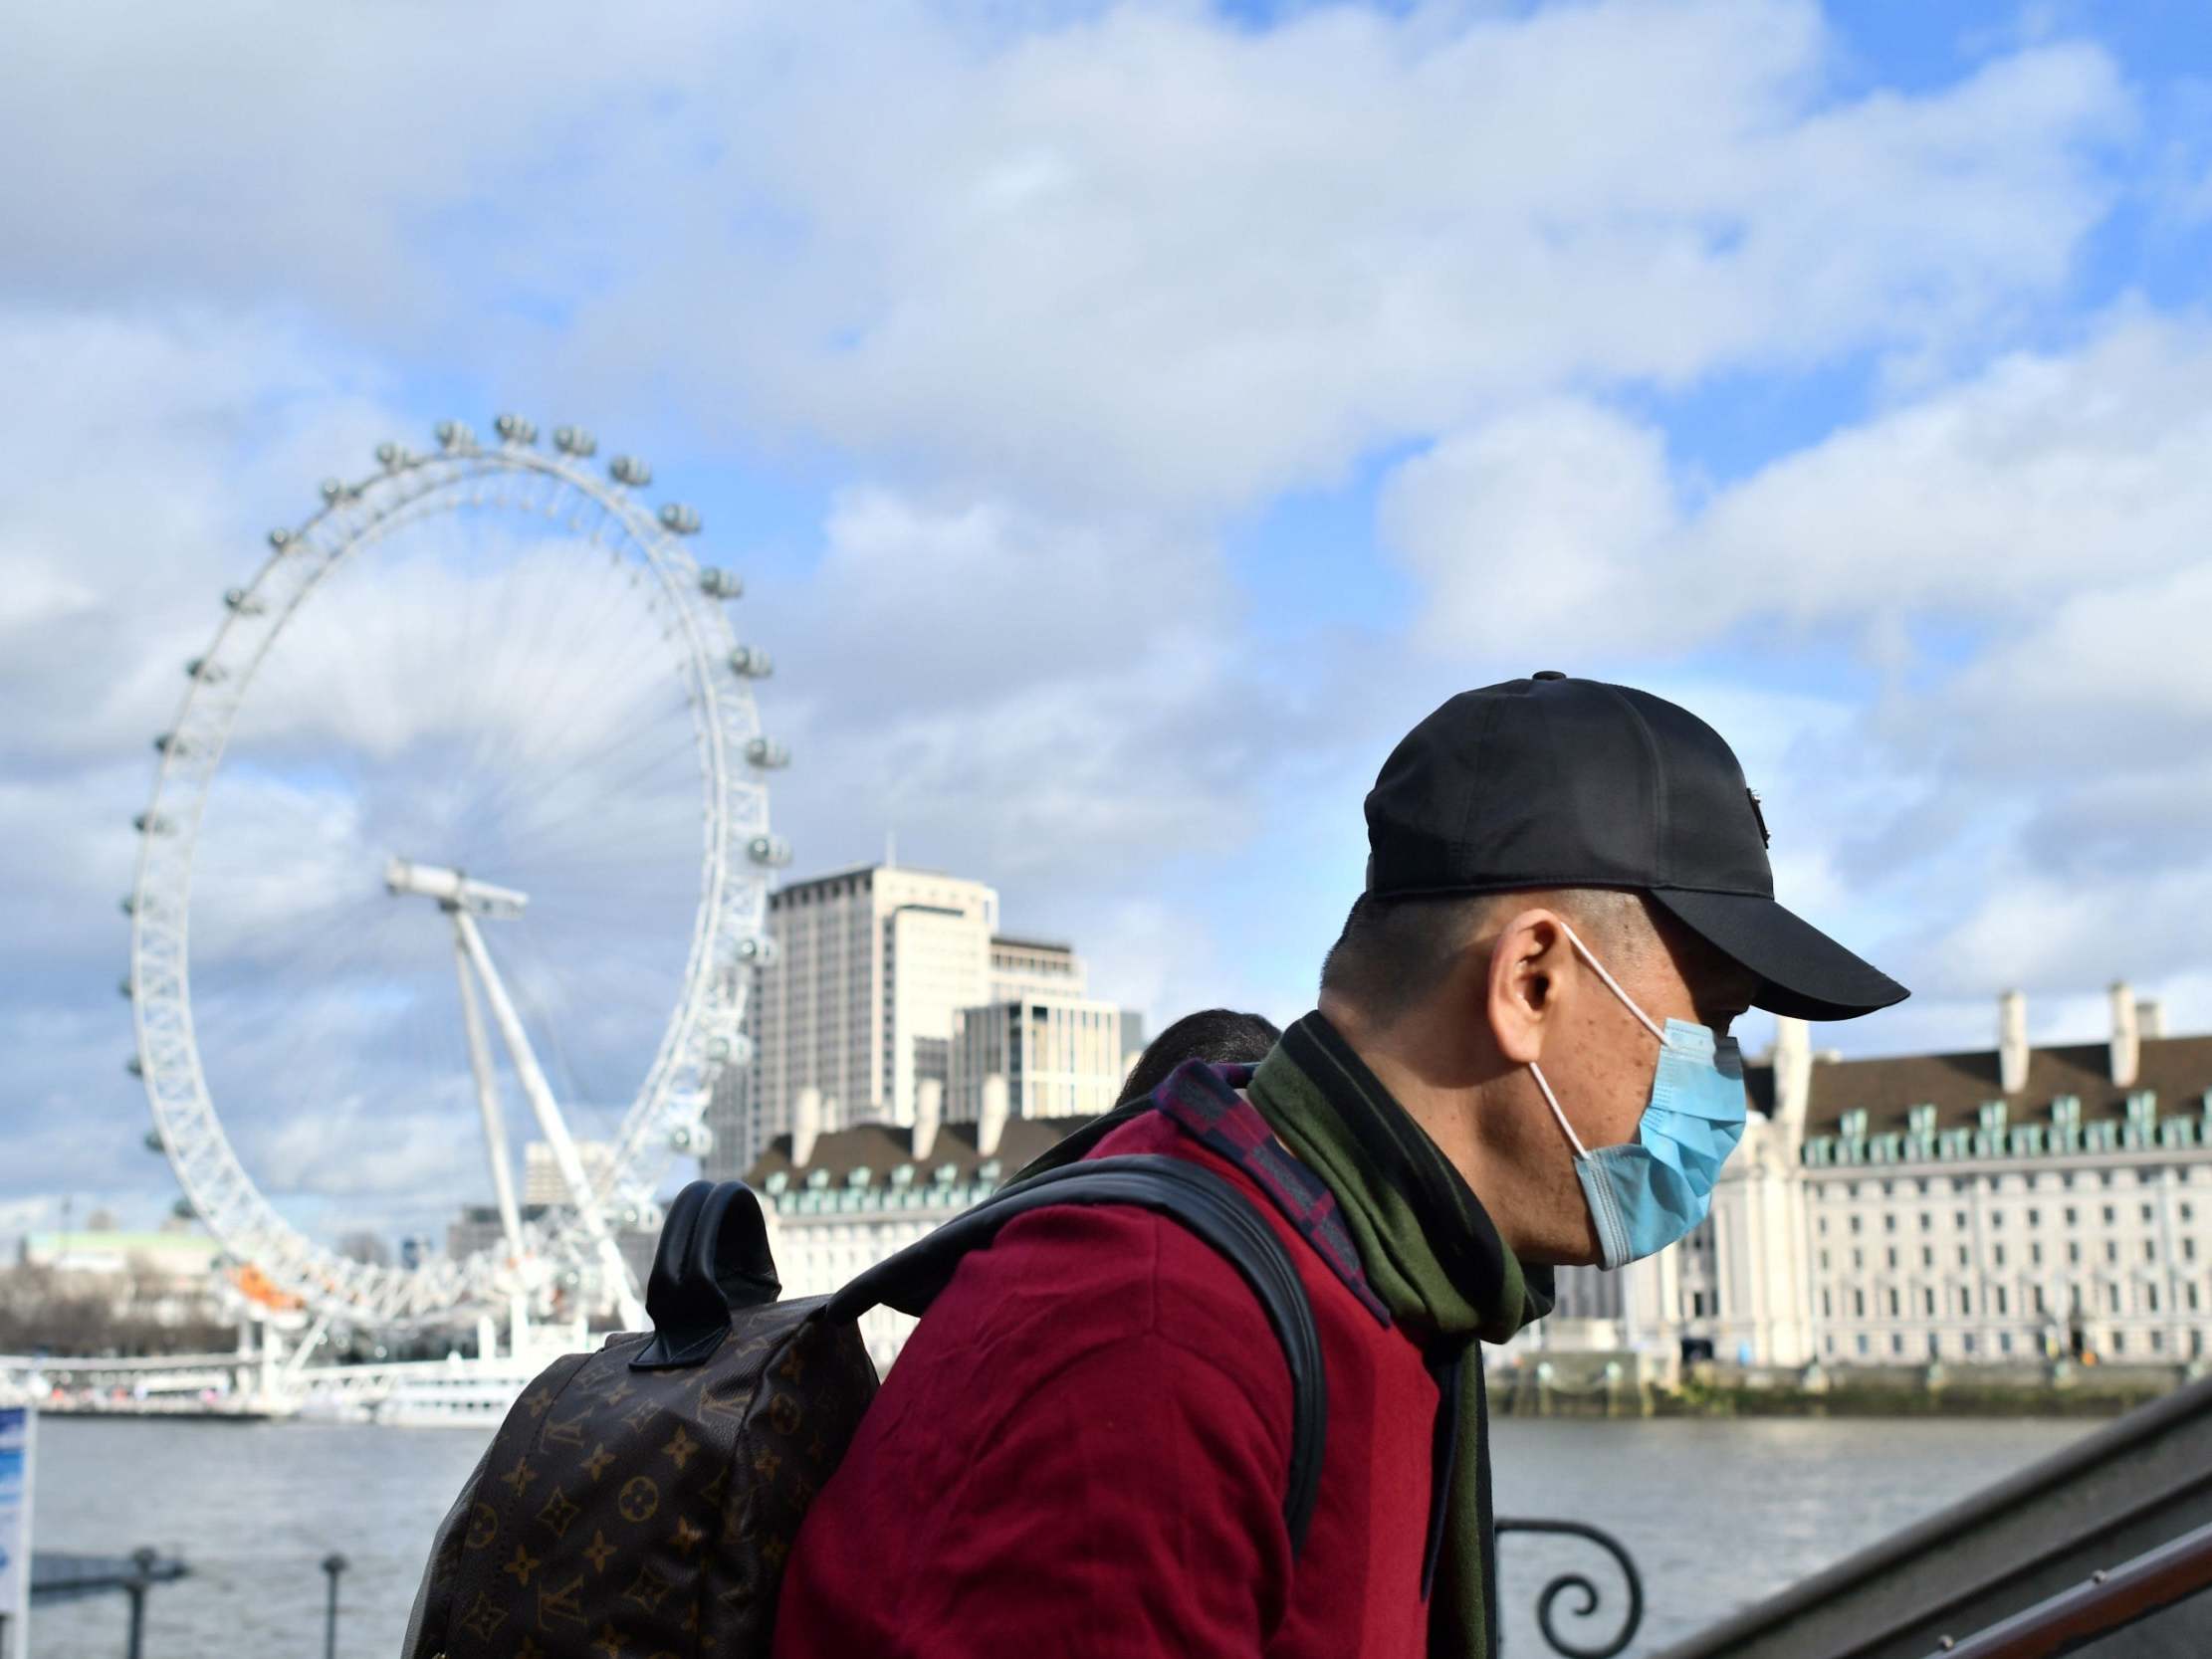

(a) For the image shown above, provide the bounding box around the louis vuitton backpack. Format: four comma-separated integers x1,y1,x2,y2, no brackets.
404,1153,1324,1658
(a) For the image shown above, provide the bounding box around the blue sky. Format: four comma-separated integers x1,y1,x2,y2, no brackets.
4,0,2212,1245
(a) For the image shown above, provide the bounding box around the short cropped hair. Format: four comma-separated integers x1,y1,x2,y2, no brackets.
1116,1008,1283,1106
1318,887,1652,1027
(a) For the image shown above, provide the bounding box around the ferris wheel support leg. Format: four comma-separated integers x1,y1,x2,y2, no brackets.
453,931,526,1260
453,909,648,1332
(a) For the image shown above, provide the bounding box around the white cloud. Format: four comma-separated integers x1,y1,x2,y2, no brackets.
1,1,2132,511
1385,312,2212,658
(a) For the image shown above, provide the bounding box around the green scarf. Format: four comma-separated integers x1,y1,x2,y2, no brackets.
1248,1013,1550,1659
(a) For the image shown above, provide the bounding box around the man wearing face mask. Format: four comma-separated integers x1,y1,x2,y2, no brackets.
774,674,1905,1659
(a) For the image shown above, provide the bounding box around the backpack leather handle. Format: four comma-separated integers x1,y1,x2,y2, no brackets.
633,1179,782,1369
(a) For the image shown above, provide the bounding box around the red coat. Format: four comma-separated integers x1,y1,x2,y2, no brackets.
772,1104,1449,1658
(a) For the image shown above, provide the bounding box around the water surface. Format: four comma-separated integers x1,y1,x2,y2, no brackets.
30,1413,2095,1656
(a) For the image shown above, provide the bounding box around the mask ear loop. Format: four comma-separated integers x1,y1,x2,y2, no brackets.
1528,1062,1589,1159
1553,917,1670,1045
1528,916,1669,1161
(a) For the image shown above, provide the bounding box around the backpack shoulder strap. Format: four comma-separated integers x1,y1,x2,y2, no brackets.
825,1152,1327,1555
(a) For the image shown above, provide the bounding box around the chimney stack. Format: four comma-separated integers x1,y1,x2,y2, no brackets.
2109,981,2140,1089
792,1086,822,1167
1771,1016,1813,1133
1999,991,2029,1095
979,1074,1009,1158
2137,996,2167,1041
913,1078,943,1163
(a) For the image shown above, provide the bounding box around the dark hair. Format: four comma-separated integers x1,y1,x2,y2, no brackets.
1319,887,1651,1025
1115,1008,1282,1106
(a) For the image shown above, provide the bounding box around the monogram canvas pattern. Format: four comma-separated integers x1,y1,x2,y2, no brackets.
410,1298,878,1659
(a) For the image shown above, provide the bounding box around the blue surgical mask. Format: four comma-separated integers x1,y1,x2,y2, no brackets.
1529,924,1748,1270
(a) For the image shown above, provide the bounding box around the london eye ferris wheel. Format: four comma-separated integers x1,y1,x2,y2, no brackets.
124,416,788,1335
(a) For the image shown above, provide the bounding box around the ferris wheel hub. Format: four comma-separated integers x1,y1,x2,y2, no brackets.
384,857,530,919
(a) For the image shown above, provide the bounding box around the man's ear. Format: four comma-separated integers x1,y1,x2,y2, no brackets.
1486,908,1570,1066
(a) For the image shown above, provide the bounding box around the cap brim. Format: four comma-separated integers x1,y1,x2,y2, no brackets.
1647,888,1908,1022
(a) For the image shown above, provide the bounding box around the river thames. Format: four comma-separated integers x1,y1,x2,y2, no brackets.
31,1413,2093,1656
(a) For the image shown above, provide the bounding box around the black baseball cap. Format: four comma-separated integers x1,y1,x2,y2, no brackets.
1364,673,1907,1021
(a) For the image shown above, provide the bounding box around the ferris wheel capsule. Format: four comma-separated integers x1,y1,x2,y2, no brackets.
552,425,596,457
186,657,227,682
748,834,792,867
736,933,778,966
494,413,539,446
434,420,477,453
269,527,294,550
375,442,406,470
223,588,264,614
746,737,790,769
608,455,651,488
124,1055,144,1077
700,568,743,599
319,479,347,505
728,645,772,678
659,503,701,535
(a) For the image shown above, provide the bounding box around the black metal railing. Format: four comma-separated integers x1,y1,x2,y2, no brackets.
28,1549,189,1659
1500,1517,1646,1657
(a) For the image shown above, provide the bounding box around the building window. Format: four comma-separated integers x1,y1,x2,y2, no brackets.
1820,1249,1831,1271
2189,1282,2202,1313
1923,1287,1936,1317
1955,1210,1969,1229
2102,1204,2116,1225
1850,1216,1863,1234
2183,1202,2195,1223
1854,1289,1867,1318
2141,1203,2155,1223
2065,1207,2079,1225
2110,1330,2126,1354
1819,1216,1829,1235
1962,1333,1976,1354
1884,1213,1897,1233
1886,1247,1898,1269
2146,1283,2160,1313
1856,1335,1870,1355
2027,1207,2040,1227
2143,1239,2157,1262
1920,1211,1933,1232
1887,1287,1900,1317
2034,1285,2047,1314
1891,1334,1905,1354
1999,1332,2014,1354
2105,1240,2119,1264
1958,1244,1970,1267
1822,1290,1833,1318
2106,1283,2122,1314
1853,1248,1865,1269
1994,1243,2006,1267
2069,1241,2083,1264
1825,1335,1837,1354
1959,1287,1973,1316
2186,1238,2198,1263
1995,1286,2009,1315
1922,1246,1935,1268
2032,1242,2044,1265
2150,1329,2164,1352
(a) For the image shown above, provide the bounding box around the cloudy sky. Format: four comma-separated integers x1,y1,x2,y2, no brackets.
5,0,2212,1244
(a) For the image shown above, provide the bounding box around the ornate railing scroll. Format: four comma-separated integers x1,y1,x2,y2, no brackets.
1497,1517,1645,1658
